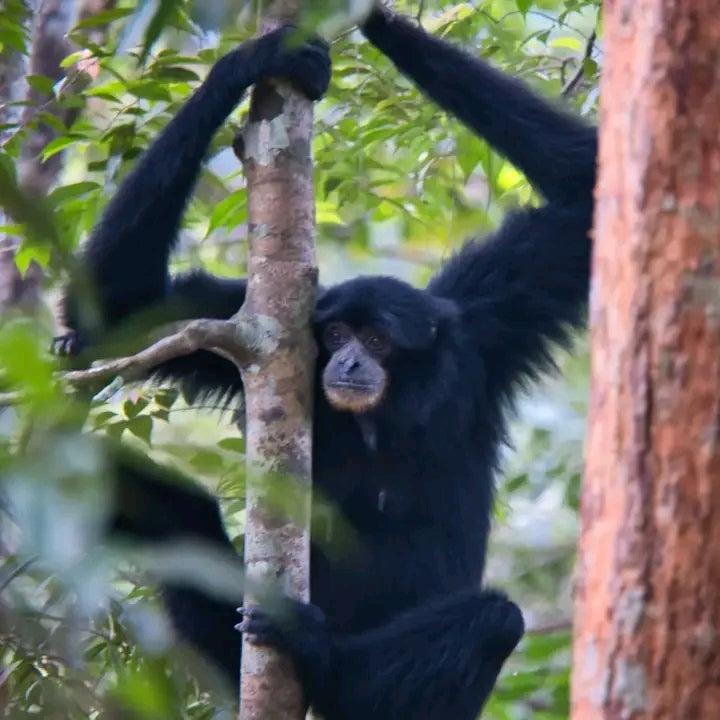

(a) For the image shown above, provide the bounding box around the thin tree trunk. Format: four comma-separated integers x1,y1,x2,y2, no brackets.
0,0,61,316
571,2,720,719
0,5,28,303
0,0,115,315
236,1,315,719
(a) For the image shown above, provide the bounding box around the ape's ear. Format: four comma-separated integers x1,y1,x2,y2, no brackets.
380,293,460,350
427,294,460,338
430,294,460,320
313,286,333,325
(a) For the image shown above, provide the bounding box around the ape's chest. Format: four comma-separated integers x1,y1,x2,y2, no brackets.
314,447,438,527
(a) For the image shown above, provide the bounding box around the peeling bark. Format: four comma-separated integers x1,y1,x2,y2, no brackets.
236,2,316,719
571,2,720,719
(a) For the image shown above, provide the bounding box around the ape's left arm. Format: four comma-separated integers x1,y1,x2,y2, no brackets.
431,201,592,402
362,7,596,399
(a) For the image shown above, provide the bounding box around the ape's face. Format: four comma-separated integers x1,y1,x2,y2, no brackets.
314,276,460,417
320,321,392,413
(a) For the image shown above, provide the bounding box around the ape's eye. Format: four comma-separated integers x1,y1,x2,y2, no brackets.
323,322,350,350
365,333,390,357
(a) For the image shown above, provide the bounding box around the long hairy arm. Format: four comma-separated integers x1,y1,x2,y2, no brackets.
58,31,329,399
361,7,596,202
362,7,596,400
61,29,329,343
429,201,592,402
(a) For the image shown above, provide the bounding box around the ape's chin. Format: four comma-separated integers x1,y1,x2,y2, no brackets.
324,381,386,413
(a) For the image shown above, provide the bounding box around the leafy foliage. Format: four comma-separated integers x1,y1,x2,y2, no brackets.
0,0,600,717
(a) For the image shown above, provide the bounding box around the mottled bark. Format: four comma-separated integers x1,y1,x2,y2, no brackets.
571,2,720,719
236,2,315,719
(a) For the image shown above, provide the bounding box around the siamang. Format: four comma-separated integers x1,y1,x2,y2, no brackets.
55,6,597,719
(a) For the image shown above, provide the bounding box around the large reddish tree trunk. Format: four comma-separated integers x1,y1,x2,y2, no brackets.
571,2,720,719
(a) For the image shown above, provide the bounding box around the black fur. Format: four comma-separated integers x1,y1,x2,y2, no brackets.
57,9,596,719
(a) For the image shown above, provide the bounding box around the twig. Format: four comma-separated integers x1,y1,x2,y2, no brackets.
526,619,572,635
0,391,23,406
561,29,597,97
0,556,37,593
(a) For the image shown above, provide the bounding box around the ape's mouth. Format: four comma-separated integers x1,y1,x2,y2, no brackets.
324,379,386,412
331,381,374,391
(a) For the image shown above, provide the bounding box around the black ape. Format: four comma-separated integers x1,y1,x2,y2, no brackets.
57,8,597,720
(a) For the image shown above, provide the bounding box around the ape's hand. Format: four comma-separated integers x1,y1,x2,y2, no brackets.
237,598,331,678
255,28,331,101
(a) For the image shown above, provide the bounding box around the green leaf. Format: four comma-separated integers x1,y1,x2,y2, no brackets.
206,189,247,236
138,0,182,66
190,450,224,472
72,6,133,30
148,65,200,83
26,74,56,95
126,81,172,102
41,135,76,162
91,411,118,429
126,415,153,443
123,397,150,419
48,181,100,203
14,243,50,272
218,437,245,454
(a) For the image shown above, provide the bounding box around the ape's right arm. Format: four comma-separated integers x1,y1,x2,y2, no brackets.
108,444,242,679
58,29,330,401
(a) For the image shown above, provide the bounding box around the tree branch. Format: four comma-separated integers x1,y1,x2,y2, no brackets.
561,29,596,98
59,315,268,392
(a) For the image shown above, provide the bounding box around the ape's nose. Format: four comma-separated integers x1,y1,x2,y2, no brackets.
340,356,360,376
